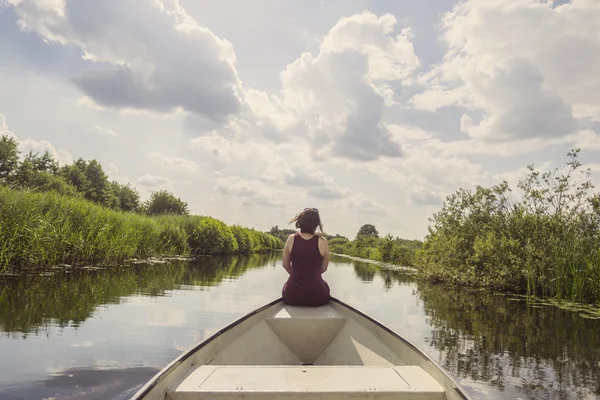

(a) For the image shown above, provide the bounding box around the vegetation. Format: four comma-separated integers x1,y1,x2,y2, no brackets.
0,134,282,272
0,187,282,271
327,150,600,306
328,224,422,267
416,149,600,305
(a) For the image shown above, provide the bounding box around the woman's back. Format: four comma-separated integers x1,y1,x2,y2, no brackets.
281,208,330,307
289,233,323,284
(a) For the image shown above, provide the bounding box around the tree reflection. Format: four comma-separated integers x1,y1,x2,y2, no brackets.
0,253,277,335
416,282,600,399
349,259,414,290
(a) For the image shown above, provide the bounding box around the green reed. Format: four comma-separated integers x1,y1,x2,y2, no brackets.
0,187,283,272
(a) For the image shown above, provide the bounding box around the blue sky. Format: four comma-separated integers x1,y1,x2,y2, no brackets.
1,0,599,239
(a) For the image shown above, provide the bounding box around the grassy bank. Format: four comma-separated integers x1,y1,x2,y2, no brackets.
328,234,422,268
0,186,282,272
327,150,600,306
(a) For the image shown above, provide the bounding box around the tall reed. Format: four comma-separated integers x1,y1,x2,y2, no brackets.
0,187,283,272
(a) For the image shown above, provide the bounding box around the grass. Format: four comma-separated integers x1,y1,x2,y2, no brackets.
0,186,283,272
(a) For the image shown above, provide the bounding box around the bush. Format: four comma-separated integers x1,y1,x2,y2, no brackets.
416,149,600,305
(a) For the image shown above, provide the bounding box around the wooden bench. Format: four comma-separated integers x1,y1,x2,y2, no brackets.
168,365,445,399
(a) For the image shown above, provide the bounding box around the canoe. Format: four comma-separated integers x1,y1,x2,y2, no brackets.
130,297,473,400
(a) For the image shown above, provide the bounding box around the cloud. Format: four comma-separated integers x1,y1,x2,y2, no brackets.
189,131,279,165
9,0,243,122
244,11,419,161
262,163,333,187
0,114,17,139
1,113,74,164
406,186,444,206
18,138,73,165
412,0,600,143
320,12,420,82
214,176,285,207
345,196,388,216
92,125,119,137
259,162,351,199
136,174,173,189
148,152,199,172
459,58,579,141
308,185,350,199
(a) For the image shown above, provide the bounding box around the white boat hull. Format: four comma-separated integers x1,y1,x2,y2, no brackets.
130,297,472,400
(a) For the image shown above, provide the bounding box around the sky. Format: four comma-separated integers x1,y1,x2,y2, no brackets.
1,0,600,240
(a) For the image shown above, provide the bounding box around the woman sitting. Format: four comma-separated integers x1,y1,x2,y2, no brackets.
281,208,330,307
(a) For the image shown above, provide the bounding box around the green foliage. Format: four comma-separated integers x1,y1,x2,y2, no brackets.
416,149,600,305
232,225,251,253
267,225,296,243
189,217,237,255
0,187,282,271
144,190,189,216
107,181,140,212
0,135,19,182
356,223,379,239
328,226,421,267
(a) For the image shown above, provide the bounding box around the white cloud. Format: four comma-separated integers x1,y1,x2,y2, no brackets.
8,0,243,121
105,163,118,175
320,13,420,82
243,11,419,161
214,176,285,208
18,138,73,165
136,174,173,189
344,196,389,217
0,114,17,139
148,152,199,172
308,185,350,199
1,114,73,165
414,0,600,143
407,186,444,206
92,125,119,137
189,132,280,166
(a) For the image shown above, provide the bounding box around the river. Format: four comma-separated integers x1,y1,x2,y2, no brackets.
0,253,598,400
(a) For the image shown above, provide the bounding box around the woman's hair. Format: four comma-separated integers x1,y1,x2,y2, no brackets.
290,208,323,234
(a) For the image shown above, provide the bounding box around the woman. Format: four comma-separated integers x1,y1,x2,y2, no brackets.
281,208,331,306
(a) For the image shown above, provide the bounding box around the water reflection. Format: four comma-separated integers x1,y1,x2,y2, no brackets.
0,254,598,400
1,366,160,400
0,253,278,336
416,283,600,399
351,259,414,290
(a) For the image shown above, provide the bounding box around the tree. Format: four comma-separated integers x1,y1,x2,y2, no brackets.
356,224,379,239
144,190,189,215
23,150,59,175
60,158,91,196
110,181,140,212
0,135,19,183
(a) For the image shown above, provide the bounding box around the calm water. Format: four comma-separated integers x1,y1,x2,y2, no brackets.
0,253,598,400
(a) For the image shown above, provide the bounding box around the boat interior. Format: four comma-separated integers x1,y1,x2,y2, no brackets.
153,300,464,399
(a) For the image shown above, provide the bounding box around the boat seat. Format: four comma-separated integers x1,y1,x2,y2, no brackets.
265,304,347,364
168,365,445,399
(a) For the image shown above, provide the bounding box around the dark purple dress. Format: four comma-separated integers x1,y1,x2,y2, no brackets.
282,233,330,306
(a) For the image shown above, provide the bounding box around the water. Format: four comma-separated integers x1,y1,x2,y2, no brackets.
0,253,598,400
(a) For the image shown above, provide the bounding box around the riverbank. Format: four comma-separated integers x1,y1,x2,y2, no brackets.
0,186,282,272
333,150,600,307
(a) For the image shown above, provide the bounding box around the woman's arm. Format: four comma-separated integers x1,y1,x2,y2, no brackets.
282,234,294,275
319,236,329,273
